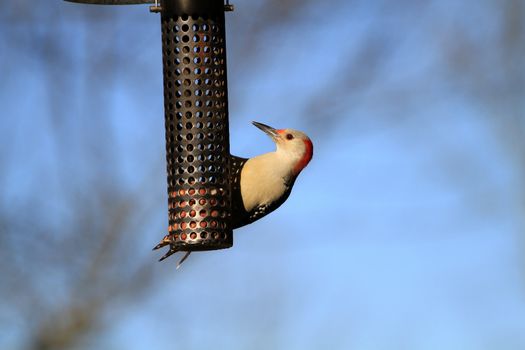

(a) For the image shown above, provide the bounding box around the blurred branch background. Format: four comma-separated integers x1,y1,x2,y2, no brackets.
0,0,524,349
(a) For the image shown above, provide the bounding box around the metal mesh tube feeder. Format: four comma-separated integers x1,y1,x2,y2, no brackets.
64,0,236,264
158,0,234,260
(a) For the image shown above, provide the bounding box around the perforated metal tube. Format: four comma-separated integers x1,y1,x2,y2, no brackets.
161,0,232,251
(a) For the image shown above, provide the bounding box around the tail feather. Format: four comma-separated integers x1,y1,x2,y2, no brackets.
153,235,192,268
176,251,192,269
158,247,178,262
152,235,171,250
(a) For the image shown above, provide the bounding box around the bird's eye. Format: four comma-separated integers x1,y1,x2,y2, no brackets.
286,133,294,140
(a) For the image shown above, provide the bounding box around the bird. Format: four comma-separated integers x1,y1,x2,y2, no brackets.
154,121,313,267
231,121,314,228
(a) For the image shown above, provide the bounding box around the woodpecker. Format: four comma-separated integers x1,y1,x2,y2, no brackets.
231,121,314,228
155,121,313,267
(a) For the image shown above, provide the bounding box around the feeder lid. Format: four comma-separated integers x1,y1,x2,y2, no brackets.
64,0,154,4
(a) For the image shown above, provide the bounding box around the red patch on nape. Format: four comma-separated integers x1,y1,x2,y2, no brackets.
294,139,313,175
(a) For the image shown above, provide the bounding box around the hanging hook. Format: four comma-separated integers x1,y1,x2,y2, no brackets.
149,0,161,13
224,0,234,12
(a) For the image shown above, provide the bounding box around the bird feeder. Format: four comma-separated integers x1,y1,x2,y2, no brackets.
65,0,240,261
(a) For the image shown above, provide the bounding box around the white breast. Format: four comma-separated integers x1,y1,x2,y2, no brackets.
239,152,292,212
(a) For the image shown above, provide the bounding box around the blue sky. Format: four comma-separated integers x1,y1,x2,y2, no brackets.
1,1,524,349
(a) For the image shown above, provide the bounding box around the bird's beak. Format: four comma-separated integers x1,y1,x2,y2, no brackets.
252,121,280,140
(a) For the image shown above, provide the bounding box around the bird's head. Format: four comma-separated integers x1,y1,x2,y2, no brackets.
252,121,313,175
